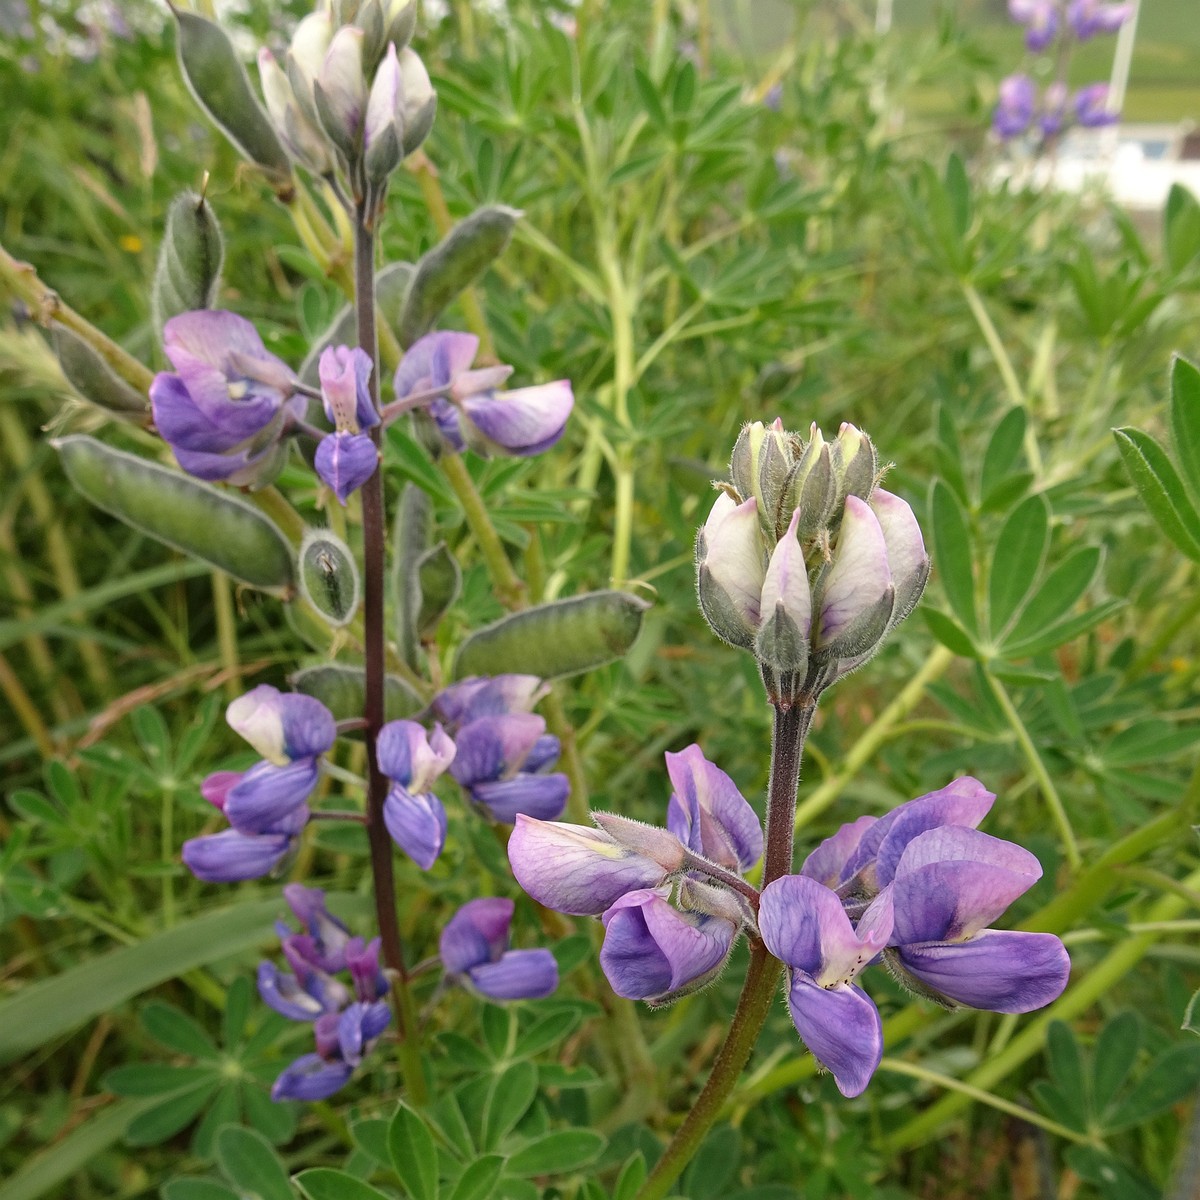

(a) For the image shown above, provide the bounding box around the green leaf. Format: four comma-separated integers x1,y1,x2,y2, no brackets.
929,479,977,635
104,1064,215,1096
481,1061,538,1151
1103,720,1199,766
142,1002,219,1058
988,493,1049,638
124,1083,216,1146
1113,426,1200,561
388,1103,439,1200
223,976,252,1048
979,407,1027,502
1044,1022,1090,1131
0,894,365,1063
295,1169,393,1200
242,1081,296,1145
0,1098,158,1200
214,1126,294,1200
681,1123,740,1199
192,1084,242,1160
944,152,971,241
1000,598,1124,659
633,68,668,130
1183,988,1200,1036
1169,355,1200,500
513,1011,582,1060
161,1179,242,1200
1001,546,1102,653
1103,1043,1200,1132
54,436,296,594
1164,183,1200,275
449,1155,506,1200
613,1152,647,1200
1064,1148,1159,1200
506,1130,606,1177
453,591,651,680
1091,1012,1139,1117
922,609,978,659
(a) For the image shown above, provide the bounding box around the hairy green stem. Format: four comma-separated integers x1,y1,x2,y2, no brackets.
636,702,812,1200
355,207,427,1106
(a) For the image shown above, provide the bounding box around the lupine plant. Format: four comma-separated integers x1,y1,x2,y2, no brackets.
3,3,1200,1199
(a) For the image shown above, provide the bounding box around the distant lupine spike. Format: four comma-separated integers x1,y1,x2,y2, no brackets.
1040,81,1070,136
758,875,893,1097
993,73,1036,140
1008,0,1060,51
1074,83,1119,127
883,826,1071,1012
507,815,671,915
439,898,558,1001
599,886,739,1005
450,712,569,824
149,310,304,485
664,744,763,873
1067,0,1133,39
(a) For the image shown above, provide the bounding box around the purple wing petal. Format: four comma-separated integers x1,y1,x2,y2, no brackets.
433,675,547,725
451,713,545,786
163,310,266,370
759,875,864,981
393,331,479,399
471,773,570,823
315,432,378,504
800,814,878,889
181,829,291,882
383,786,447,870
270,1053,354,1102
461,380,573,456
787,974,882,1098
225,759,320,834
440,897,513,973
665,744,762,872
897,930,1070,1013
469,949,559,1001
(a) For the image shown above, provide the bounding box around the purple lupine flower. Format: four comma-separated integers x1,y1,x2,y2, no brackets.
314,345,379,503
227,685,337,765
181,827,295,882
149,310,304,485
759,875,893,1097
993,73,1037,139
392,331,574,458
801,776,995,898
450,712,569,823
1040,81,1070,136
223,759,321,834
440,897,558,1000
507,815,672,915
199,770,241,812
1008,0,1060,51
763,83,783,111
665,744,763,873
599,885,739,1004
1074,83,1119,127
882,826,1071,1012
433,674,548,725
1067,0,1133,39
262,891,392,1102
377,719,455,868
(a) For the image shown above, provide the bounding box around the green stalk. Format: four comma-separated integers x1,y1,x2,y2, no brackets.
0,652,55,758
636,703,813,1200
355,203,427,1106
211,572,240,704
984,667,1081,871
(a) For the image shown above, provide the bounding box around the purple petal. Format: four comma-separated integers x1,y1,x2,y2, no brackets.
786,974,882,1097
508,815,668,916
200,770,242,812
849,776,996,890
346,936,387,1002
800,814,878,889
256,960,330,1021
440,897,514,973
524,734,560,772
283,884,352,969
896,930,1069,1013
383,786,447,870
364,42,401,151
318,345,376,432
433,675,547,726
377,719,455,792
315,432,378,504
816,496,892,649
224,759,319,834
450,713,545,787
151,372,249,454
461,380,574,456
760,508,812,634
470,773,569,823
163,309,265,368
664,744,763,872
469,949,559,1001
227,685,335,764
869,489,929,620
169,441,272,485
393,331,479,400
759,875,887,982
182,829,292,882
599,888,735,1001
270,1053,354,1102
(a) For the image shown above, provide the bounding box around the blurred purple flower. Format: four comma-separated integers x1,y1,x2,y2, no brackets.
1008,0,1059,51
440,897,558,1000
1067,0,1133,39
993,73,1037,139
1074,82,1119,126
150,310,303,485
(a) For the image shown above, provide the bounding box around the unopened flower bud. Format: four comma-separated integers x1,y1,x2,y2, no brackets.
259,48,334,174
814,496,894,659
755,508,812,675
696,492,767,651
830,422,878,513
397,47,436,156
869,488,930,627
314,25,367,156
363,43,403,180
354,0,386,68
384,0,418,50
286,11,334,122
786,425,836,538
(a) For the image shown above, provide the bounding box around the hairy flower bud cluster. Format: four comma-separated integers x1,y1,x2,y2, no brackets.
696,418,929,704
258,0,433,194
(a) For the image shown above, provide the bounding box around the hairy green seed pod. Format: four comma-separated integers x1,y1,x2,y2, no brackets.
452,590,650,681
391,482,432,668
416,542,461,636
152,190,225,333
289,663,422,721
398,206,521,347
54,328,148,417
298,529,359,627
54,435,295,594
173,10,292,188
